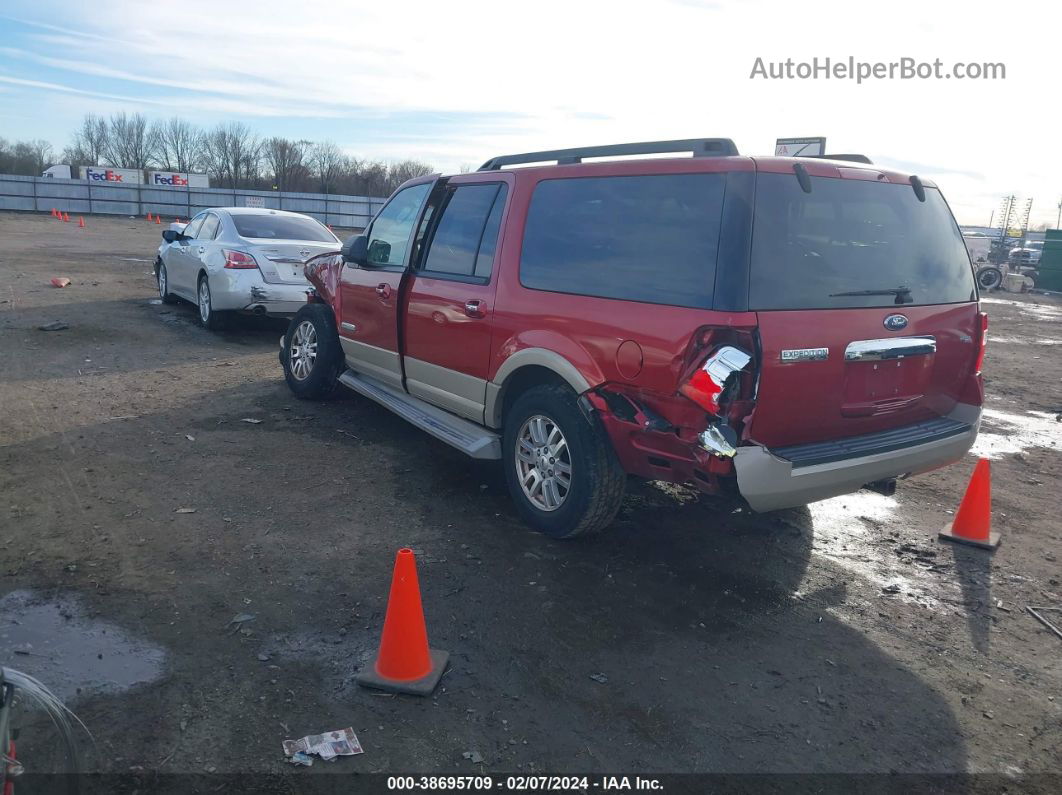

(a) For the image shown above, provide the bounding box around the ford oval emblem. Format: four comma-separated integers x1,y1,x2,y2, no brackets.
884,314,909,331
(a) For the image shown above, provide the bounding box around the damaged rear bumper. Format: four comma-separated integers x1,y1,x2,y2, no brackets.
734,403,982,512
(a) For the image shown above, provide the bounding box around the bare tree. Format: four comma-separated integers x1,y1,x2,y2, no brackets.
103,112,157,169
386,159,435,192
310,141,347,194
264,137,309,191
153,117,202,172
202,122,260,188
70,114,109,167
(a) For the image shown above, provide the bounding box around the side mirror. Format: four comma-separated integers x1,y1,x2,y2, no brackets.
162,229,181,243
341,234,370,266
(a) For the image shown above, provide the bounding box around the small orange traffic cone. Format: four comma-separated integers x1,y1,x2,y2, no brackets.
146,212,153,221
356,548,449,695
51,207,58,218
155,214,161,225
62,212,70,223
939,458,999,550
78,216,85,228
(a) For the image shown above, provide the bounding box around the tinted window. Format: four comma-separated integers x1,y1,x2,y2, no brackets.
520,174,725,308
423,183,506,278
198,213,220,240
367,183,431,267
750,174,976,309
183,214,206,239
475,186,507,278
232,213,335,242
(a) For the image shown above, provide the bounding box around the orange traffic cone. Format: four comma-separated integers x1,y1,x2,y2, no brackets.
939,458,999,549
356,548,449,695
51,207,58,218
146,212,153,221
62,212,70,223
155,214,161,225
78,216,85,228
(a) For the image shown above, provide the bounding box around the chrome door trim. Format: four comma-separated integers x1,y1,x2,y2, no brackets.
844,336,936,361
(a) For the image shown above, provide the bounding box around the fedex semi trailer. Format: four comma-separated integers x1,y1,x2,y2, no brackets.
39,165,210,188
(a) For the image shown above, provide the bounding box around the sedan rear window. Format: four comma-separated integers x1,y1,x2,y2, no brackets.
750,174,975,309
232,214,335,242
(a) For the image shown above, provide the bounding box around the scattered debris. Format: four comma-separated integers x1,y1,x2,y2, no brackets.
174,508,196,514
38,321,69,331
881,584,902,595
462,751,484,764
241,418,263,424
1026,606,1062,642
283,728,362,763
287,752,314,767
589,673,609,684
257,653,271,662
226,613,256,631
50,277,71,288
185,435,195,442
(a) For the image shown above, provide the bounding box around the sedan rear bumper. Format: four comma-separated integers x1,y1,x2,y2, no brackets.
734,403,981,512
207,269,309,316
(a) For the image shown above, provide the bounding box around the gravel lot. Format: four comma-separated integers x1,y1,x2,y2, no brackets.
1,212,1061,792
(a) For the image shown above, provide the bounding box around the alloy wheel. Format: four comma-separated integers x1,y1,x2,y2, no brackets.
515,414,572,512
198,280,211,323
289,320,318,381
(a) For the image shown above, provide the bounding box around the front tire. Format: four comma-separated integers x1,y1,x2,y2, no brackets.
282,304,342,400
197,275,228,331
157,261,178,304
503,383,626,539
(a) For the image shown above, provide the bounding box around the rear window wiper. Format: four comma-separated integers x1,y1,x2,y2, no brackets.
830,286,913,304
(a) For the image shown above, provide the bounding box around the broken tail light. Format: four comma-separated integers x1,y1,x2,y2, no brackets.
680,345,753,415
223,250,258,269
679,344,754,459
973,311,988,375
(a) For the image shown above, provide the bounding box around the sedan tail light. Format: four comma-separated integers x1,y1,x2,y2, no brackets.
223,250,258,269
973,311,988,374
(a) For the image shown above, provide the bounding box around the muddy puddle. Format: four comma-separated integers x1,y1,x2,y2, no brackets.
982,296,1062,321
0,590,165,701
973,408,1062,458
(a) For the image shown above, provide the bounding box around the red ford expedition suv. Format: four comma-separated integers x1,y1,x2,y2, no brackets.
280,138,985,539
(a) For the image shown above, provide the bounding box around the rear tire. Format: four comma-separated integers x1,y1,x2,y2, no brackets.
503,383,626,539
157,261,178,304
282,304,342,400
197,275,229,331
976,266,1003,291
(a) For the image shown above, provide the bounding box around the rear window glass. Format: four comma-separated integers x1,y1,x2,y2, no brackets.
233,214,335,242
520,174,725,308
750,174,975,310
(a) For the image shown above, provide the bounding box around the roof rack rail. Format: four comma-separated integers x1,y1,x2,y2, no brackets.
805,153,873,164
477,138,739,171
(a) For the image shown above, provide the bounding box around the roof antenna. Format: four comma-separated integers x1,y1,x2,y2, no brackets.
910,175,926,202
793,163,812,193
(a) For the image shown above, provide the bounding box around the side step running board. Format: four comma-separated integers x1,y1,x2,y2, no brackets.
338,369,501,460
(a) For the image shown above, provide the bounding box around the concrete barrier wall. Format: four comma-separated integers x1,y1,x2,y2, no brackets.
0,173,387,230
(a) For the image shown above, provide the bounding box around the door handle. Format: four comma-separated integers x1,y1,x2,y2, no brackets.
197,246,206,255
375,283,391,299
464,299,485,318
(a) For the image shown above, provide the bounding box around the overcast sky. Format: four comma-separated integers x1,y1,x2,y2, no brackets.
0,0,1058,226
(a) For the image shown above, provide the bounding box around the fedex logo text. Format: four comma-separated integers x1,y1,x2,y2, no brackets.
153,174,189,186
85,168,126,182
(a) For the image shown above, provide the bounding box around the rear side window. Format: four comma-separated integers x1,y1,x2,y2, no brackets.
422,183,507,278
183,214,206,238
520,174,725,308
198,213,220,240
749,174,976,310
233,213,335,243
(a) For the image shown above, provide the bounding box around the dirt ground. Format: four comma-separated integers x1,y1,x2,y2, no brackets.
1,211,1061,793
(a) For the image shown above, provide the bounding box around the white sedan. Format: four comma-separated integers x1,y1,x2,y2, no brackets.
154,208,341,329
